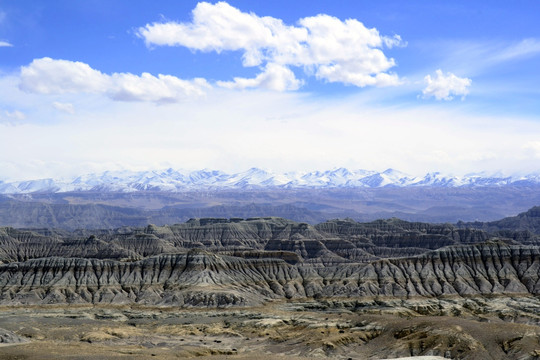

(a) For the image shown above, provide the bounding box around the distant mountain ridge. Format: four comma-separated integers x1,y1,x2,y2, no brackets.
459,206,540,235
1,167,540,194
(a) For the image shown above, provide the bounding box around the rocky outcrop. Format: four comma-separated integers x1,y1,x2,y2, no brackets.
0,242,539,306
0,249,301,306
327,242,540,298
0,328,29,345
0,216,510,265
0,215,539,307
316,218,490,247
0,218,324,262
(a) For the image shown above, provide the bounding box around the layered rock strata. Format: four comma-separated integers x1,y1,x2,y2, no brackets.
0,242,538,307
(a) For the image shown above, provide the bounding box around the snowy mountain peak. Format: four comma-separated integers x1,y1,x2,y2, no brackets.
1,168,539,194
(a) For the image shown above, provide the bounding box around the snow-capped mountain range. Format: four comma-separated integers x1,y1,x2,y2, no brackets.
1,168,539,194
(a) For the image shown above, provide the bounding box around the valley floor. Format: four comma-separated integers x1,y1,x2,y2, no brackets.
0,297,539,359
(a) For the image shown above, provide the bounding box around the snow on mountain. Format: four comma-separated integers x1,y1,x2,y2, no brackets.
1,168,539,194
7,178,64,194
224,168,274,187
352,168,416,187
188,169,228,185
414,172,462,187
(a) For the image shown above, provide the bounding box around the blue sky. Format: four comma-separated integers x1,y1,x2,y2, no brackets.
1,1,540,180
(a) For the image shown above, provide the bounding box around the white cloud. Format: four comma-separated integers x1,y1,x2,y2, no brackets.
137,1,402,90
422,69,471,100
109,72,209,102
5,110,25,120
383,35,406,49
19,57,210,103
523,141,540,158
425,38,540,80
20,58,109,94
1,75,540,181
4,110,25,120
492,38,540,62
52,102,75,114
0,12,12,47
217,63,302,91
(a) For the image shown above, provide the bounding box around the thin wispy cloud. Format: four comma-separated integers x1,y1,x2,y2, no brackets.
491,38,540,63
427,38,540,77
0,11,9,48
0,108,25,124
52,101,75,114
5,109,25,120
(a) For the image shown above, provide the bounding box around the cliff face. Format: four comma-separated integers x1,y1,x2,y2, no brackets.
0,250,299,306
0,218,326,263
0,217,508,264
0,243,538,306
0,214,539,306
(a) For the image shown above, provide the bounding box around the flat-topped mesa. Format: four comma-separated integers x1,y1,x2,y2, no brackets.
0,215,528,266
185,218,240,226
0,217,332,263
317,218,490,244
184,216,291,226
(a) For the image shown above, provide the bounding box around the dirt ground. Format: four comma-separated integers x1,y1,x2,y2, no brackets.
0,297,539,359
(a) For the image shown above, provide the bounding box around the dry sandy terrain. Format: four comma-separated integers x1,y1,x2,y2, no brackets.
0,297,539,359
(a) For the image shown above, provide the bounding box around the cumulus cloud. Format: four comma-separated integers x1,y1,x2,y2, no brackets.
422,69,471,100
0,40,12,47
20,58,109,94
19,57,210,103
52,102,75,114
137,1,402,90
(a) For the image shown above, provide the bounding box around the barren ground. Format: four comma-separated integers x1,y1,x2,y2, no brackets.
0,297,539,359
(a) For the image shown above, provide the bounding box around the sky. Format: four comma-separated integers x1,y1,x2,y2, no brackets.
1,0,540,181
